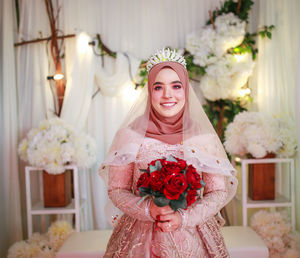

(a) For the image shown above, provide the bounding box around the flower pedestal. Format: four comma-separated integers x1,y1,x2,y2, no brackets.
43,170,72,207
248,153,275,200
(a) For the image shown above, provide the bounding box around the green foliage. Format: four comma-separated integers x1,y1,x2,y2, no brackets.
154,196,171,207
206,0,254,24
231,32,258,59
185,54,206,78
138,67,148,88
231,25,275,60
203,99,247,142
258,25,275,39
169,192,187,211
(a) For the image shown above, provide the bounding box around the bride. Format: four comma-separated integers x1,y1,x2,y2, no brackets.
99,48,237,257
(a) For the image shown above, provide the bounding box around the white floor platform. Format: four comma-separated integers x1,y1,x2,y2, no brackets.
57,226,269,258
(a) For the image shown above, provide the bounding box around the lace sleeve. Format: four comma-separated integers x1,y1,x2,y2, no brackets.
108,163,154,222
180,172,227,228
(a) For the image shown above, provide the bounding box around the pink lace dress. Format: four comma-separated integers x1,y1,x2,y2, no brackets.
104,137,229,258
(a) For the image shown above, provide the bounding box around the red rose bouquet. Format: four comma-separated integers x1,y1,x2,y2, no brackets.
137,155,205,211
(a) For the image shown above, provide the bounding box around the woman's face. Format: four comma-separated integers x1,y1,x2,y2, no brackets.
151,68,185,117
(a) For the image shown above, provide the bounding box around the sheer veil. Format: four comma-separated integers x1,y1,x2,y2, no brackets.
98,60,238,226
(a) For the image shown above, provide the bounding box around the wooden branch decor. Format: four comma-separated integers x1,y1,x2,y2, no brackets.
43,0,72,207
44,0,65,115
209,11,216,30
236,0,242,14
14,34,75,47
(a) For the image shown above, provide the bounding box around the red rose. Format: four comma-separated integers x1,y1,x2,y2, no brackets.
149,171,166,192
161,161,181,175
164,173,187,200
186,189,197,207
176,158,187,170
186,165,202,189
137,172,150,188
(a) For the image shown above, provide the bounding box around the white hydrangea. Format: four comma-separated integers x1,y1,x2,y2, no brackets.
276,117,298,157
18,117,97,174
186,26,219,67
214,13,246,57
250,210,299,257
200,53,255,101
7,220,73,257
224,111,297,158
185,12,250,101
47,220,74,251
185,13,246,68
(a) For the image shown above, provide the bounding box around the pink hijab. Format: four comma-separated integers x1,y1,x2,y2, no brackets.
145,62,190,145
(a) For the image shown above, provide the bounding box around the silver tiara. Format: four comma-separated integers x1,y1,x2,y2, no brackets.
146,48,187,72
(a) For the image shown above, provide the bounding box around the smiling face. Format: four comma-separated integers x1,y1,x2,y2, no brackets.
151,68,185,117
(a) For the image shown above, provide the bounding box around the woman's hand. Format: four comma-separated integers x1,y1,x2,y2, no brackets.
150,200,174,220
150,201,182,232
157,212,182,232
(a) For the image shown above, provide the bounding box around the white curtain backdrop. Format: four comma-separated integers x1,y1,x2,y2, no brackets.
248,0,300,230
15,0,55,240
0,0,22,257
2,0,300,255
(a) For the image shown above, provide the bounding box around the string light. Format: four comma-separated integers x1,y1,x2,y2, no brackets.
47,73,64,80
121,82,141,104
234,54,246,62
238,88,251,97
77,33,91,54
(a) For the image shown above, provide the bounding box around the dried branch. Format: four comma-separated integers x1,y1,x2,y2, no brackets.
209,10,216,30
237,0,242,14
14,34,75,47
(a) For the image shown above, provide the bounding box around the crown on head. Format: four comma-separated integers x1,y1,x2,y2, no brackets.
146,48,187,72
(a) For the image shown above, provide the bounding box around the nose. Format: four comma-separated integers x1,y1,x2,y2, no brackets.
163,86,171,98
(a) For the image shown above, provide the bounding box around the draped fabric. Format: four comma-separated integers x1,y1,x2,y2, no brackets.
248,0,300,230
0,1,23,257
1,0,300,256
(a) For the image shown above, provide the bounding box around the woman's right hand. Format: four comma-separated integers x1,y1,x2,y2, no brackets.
149,200,174,220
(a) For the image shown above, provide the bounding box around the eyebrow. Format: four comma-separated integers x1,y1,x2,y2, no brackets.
153,80,182,86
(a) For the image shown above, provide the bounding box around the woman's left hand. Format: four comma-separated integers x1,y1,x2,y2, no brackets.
156,212,182,232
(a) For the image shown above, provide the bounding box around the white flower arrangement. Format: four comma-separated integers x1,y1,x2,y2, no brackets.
47,220,75,250
7,220,73,258
18,117,97,174
185,13,255,101
200,53,255,101
186,13,246,67
251,210,299,258
224,111,297,158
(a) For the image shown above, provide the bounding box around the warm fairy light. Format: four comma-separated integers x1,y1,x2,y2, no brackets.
121,82,141,104
47,73,64,80
78,33,91,54
53,73,64,80
235,157,241,162
234,54,246,62
238,88,251,97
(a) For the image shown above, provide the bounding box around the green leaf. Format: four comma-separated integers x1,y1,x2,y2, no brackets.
149,165,156,173
154,196,170,207
169,192,187,211
155,160,162,171
166,155,177,162
139,169,148,173
139,187,151,196
152,190,163,198
266,31,272,39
